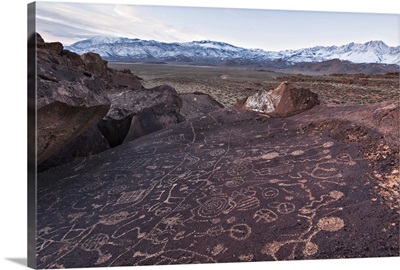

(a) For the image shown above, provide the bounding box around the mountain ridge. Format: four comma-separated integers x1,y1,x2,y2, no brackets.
65,37,400,66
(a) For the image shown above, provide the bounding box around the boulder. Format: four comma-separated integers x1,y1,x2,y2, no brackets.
240,81,319,117
36,34,111,164
97,85,185,146
179,92,224,120
80,52,109,78
108,68,144,90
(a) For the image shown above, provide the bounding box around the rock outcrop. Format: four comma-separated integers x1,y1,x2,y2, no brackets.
239,82,319,117
36,34,111,164
35,33,162,167
180,92,224,120
98,85,185,146
36,100,399,268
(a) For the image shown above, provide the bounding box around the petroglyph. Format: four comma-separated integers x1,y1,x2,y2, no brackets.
254,163,294,176
209,149,226,157
229,224,252,241
211,244,227,256
271,202,296,215
81,233,109,251
115,189,148,205
254,209,278,223
239,254,254,261
317,217,345,232
303,242,319,256
198,197,229,218
37,107,399,268
225,178,244,188
99,211,130,225
262,187,279,199
227,161,254,176
107,185,127,195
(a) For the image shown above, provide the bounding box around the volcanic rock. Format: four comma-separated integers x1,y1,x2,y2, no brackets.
36,100,399,268
36,33,148,166
98,85,185,146
240,81,319,117
38,126,110,172
179,92,224,120
80,52,109,78
108,68,144,90
36,35,111,164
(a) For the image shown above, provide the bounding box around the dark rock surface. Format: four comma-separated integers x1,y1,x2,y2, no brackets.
38,126,110,172
98,85,184,146
107,68,144,90
240,82,319,117
36,33,145,165
36,34,111,163
36,101,399,268
36,33,111,164
180,92,224,120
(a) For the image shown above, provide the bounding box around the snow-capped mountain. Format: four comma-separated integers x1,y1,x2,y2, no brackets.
65,37,400,65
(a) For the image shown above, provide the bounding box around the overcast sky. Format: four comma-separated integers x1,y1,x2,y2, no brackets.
35,1,399,51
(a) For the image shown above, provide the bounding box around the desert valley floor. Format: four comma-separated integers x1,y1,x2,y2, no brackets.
108,63,399,106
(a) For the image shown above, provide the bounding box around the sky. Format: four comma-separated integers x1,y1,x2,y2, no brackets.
35,1,399,51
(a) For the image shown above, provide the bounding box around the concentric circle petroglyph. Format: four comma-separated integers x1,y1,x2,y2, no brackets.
262,187,279,199
317,217,345,232
198,197,228,218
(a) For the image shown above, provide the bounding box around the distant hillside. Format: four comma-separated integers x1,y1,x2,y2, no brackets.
65,37,400,74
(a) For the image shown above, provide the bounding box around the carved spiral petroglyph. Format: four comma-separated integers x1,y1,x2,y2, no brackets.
198,197,228,218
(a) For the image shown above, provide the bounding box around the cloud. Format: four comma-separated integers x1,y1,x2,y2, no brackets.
35,2,398,50
36,2,207,45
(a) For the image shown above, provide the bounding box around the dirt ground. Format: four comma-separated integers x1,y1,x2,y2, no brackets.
108,63,399,106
